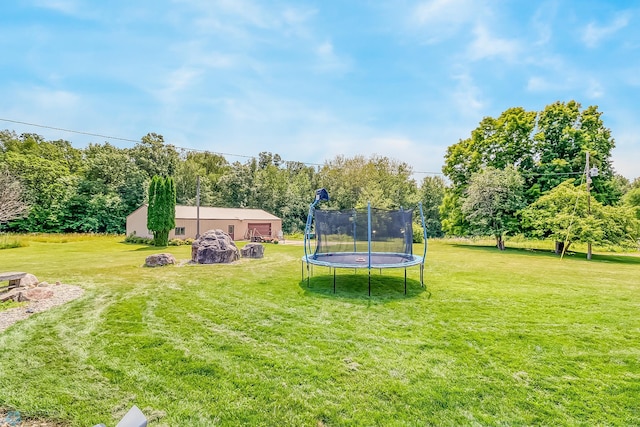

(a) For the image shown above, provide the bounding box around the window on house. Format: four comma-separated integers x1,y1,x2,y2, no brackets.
175,227,186,236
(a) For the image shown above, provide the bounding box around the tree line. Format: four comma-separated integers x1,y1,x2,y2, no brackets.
1,100,639,251
0,131,442,236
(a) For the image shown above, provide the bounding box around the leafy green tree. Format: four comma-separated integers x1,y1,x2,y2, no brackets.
443,107,536,191
281,162,318,233
130,133,179,179
217,159,258,208
521,180,638,255
418,175,446,237
623,187,640,220
532,101,618,204
147,176,176,246
3,151,78,232
318,155,417,210
439,190,467,236
443,101,620,211
174,152,228,206
65,142,148,232
461,166,526,250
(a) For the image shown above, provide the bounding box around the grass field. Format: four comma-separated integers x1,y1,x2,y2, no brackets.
0,235,639,426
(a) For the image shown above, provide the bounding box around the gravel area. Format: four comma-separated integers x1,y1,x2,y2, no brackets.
0,284,84,333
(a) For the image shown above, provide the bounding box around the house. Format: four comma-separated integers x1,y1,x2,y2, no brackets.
126,205,282,241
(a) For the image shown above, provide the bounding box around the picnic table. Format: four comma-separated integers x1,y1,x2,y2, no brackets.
0,272,27,292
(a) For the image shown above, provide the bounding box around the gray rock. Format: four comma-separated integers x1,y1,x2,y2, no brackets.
191,229,240,264
145,253,177,267
241,243,264,259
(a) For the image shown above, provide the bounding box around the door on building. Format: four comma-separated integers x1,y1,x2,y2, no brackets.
228,225,234,240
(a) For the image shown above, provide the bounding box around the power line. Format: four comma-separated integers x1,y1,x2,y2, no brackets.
0,118,140,143
0,117,321,165
0,117,586,177
0,117,440,172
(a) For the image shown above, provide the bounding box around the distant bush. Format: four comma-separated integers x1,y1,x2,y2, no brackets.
168,238,195,246
412,224,424,243
123,233,154,245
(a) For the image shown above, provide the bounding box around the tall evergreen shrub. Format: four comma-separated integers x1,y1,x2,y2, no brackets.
147,175,176,246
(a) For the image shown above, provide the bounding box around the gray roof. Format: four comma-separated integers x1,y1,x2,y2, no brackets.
174,205,280,221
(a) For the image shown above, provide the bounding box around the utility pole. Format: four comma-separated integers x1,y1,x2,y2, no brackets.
584,152,600,260
196,175,201,239
586,152,592,260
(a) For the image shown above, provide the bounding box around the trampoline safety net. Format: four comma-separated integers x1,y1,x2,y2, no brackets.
313,208,414,262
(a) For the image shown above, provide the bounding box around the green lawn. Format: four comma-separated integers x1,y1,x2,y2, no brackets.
0,236,639,426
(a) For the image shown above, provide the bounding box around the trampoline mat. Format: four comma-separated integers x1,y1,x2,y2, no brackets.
304,252,423,269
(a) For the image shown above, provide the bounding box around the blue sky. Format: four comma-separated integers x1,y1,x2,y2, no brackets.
1,0,640,180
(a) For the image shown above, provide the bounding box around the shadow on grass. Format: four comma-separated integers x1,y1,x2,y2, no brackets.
449,243,640,265
299,272,426,302
119,242,171,252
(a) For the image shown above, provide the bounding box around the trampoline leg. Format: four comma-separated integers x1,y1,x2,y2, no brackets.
368,269,371,296
333,269,336,293
420,264,424,287
404,269,407,295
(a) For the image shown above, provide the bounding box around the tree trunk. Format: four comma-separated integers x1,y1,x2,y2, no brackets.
495,235,505,251
555,241,564,255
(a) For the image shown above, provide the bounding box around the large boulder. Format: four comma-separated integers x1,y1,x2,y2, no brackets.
241,243,264,259
192,230,240,264
145,253,177,267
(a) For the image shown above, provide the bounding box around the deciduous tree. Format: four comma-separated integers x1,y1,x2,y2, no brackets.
521,180,638,255
461,166,525,250
0,169,30,224
418,175,446,237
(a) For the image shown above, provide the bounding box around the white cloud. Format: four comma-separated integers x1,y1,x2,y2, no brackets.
526,73,604,99
451,73,484,118
31,0,103,20
15,86,81,110
468,25,520,61
582,13,630,48
530,1,559,46
585,78,604,99
314,41,351,73
413,0,478,26
33,0,78,15
177,0,316,40
150,67,203,113
410,0,487,43
526,76,562,92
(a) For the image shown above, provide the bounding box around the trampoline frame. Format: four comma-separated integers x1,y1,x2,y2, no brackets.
301,190,427,295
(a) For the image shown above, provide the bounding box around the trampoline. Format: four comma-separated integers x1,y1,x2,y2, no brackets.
301,189,427,295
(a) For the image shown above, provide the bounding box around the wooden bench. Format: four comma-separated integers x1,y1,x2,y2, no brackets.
0,272,27,293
